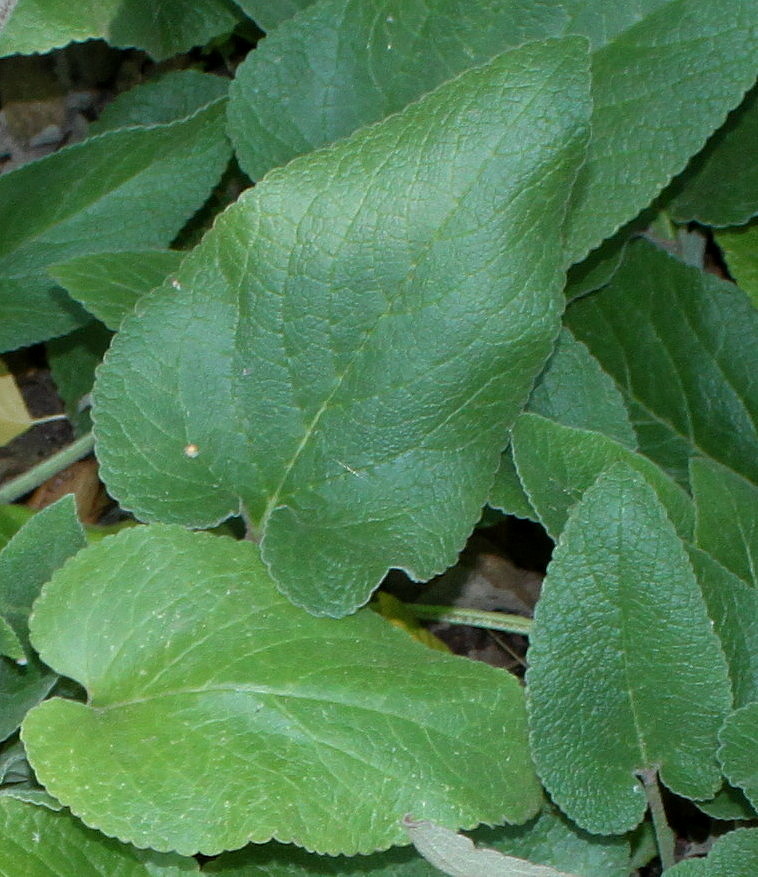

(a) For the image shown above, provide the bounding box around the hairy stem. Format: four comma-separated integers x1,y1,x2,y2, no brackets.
407,603,532,636
0,431,95,505
638,767,676,871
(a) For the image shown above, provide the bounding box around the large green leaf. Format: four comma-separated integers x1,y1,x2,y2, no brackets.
0,0,242,59
49,251,184,331
668,84,758,227
0,99,231,353
527,465,731,834
94,39,590,616
692,458,757,588
667,827,758,876
719,704,758,811
228,0,757,262
511,413,694,541
0,798,197,876
0,496,85,743
21,526,541,856
567,240,758,488
716,222,758,308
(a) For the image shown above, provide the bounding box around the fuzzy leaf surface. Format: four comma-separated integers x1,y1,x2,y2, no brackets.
667,827,758,876
0,100,230,352
0,0,242,59
511,413,693,541
49,251,184,331
719,704,758,811
0,798,197,876
228,0,758,263
668,84,758,227
567,240,758,488
22,526,541,856
527,465,731,834
94,39,590,616
692,459,757,588
0,496,85,742
234,0,314,31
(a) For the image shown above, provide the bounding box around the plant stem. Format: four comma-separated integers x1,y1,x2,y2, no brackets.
407,603,533,636
638,767,676,871
0,431,95,505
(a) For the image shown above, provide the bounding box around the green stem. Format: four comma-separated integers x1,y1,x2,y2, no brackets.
638,767,676,871
0,431,95,505
407,603,533,636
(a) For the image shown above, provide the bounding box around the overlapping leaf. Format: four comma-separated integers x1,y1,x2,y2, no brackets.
0,496,85,742
668,84,758,227
0,798,197,876
567,240,758,488
716,222,758,307
667,827,758,876
49,251,184,331
21,526,541,856
719,704,758,811
0,0,242,59
234,0,314,31
89,70,230,135
228,0,758,262
511,413,693,541
94,39,591,616
0,99,230,352
527,465,731,834
692,458,757,588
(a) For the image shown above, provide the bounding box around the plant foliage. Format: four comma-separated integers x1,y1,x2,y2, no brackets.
0,0,756,873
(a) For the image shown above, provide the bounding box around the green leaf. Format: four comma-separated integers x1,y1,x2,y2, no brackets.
511,413,694,541
233,0,314,31
90,70,230,135
0,496,86,743
49,251,184,331
561,0,758,263
489,451,538,522
667,827,758,876
205,843,434,876
228,0,758,262
567,240,758,488
692,458,757,588
0,617,23,662
403,817,578,877
0,0,243,60
716,221,758,307
527,464,731,834
47,322,112,434
695,782,757,821
527,328,636,449
667,84,758,227
0,798,197,876
719,704,758,810
476,807,630,877
22,526,541,856
205,806,630,877
688,547,758,708
0,99,231,353
564,233,628,302
94,39,591,616
0,506,34,552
